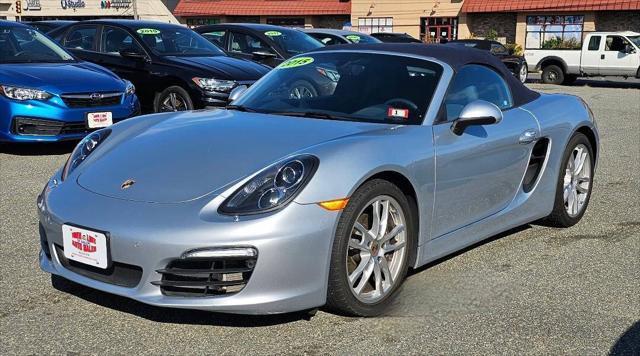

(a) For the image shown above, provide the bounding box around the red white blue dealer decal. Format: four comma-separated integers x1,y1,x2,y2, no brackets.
387,108,409,120
62,224,109,269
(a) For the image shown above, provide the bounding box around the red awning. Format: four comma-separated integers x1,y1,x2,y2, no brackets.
462,0,640,13
174,0,351,17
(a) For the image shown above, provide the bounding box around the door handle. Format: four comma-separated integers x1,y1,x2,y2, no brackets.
601,54,605,60
519,129,538,144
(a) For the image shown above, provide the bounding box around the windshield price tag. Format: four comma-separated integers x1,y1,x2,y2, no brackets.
264,31,282,37
137,28,161,35
388,108,409,119
277,57,314,69
346,35,361,42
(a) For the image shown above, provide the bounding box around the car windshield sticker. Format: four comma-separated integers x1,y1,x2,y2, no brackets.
388,108,409,119
277,57,314,69
265,31,282,37
346,35,361,42
137,28,161,35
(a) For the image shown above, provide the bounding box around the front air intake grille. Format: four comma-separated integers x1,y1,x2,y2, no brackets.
61,92,122,108
12,117,90,136
54,244,143,288
153,256,256,297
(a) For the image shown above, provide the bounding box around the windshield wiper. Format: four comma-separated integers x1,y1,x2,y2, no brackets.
225,104,258,113
269,111,358,121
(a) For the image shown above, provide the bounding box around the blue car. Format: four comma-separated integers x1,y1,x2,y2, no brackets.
0,20,140,143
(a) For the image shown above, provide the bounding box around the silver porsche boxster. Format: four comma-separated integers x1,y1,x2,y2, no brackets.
38,44,599,316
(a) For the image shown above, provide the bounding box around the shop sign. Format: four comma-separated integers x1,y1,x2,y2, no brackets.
25,0,41,11
101,0,132,9
61,0,86,9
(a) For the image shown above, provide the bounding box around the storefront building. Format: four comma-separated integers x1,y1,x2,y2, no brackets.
351,0,464,42
461,0,640,49
173,0,351,29
0,0,178,22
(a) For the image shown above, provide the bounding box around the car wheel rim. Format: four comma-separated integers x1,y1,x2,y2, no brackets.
563,144,592,217
160,92,187,112
346,195,407,304
290,86,314,99
520,66,528,82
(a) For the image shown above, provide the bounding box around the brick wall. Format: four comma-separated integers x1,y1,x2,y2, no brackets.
596,11,640,32
466,13,517,43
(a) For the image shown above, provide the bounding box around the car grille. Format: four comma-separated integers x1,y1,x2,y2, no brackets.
54,244,143,288
61,92,123,108
153,256,256,297
12,117,90,136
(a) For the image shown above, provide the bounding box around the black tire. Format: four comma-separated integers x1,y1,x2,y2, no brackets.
539,133,595,227
541,65,565,85
153,86,194,113
289,80,318,99
563,74,578,85
326,179,416,317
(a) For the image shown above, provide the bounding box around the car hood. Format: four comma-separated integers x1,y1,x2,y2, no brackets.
164,56,270,81
77,110,384,203
0,62,124,94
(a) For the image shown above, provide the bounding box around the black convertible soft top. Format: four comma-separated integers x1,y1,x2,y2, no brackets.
311,43,540,107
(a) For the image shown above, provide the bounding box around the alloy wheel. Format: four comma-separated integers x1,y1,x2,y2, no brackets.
160,92,188,112
563,144,592,217
520,65,528,83
346,195,407,303
290,86,315,99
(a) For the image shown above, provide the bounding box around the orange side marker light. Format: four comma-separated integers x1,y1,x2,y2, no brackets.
318,198,350,211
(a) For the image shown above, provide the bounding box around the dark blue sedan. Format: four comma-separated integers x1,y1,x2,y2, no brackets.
0,20,140,143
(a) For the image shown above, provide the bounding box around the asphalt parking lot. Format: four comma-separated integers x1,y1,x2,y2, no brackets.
1,78,639,355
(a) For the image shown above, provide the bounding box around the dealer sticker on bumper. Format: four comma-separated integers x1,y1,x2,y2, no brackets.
62,224,108,269
87,112,113,129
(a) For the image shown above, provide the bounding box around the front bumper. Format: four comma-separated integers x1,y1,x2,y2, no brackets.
0,95,140,143
38,174,339,314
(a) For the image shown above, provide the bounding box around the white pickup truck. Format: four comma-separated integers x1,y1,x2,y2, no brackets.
526,31,640,84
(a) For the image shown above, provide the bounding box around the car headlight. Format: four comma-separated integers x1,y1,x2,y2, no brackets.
219,155,319,215
192,77,236,93
0,85,52,101
124,80,135,96
62,129,111,181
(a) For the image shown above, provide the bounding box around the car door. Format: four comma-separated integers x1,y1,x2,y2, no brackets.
431,64,540,238
581,35,603,75
600,35,639,76
96,25,156,105
228,30,282,67
62,24,101,63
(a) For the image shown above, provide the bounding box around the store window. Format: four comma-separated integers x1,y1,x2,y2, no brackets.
358,17,393,34
266,18,305,27
420,17,458,43
186,18,221,28
525,15,584,50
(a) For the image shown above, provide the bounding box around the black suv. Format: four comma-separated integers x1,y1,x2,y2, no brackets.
50,20,270,112
195,23,324,67
449,39,528,83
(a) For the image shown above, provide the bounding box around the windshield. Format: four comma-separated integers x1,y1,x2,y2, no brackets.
628,36,640,48
234,52,443,125
0,26,74,63
264,29,324,56
344,33,380,44
133,26,225,56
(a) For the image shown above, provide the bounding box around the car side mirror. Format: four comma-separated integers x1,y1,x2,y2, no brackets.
228,85,248,103
252,51,277,59
451,100,503,136
119,48,148,61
